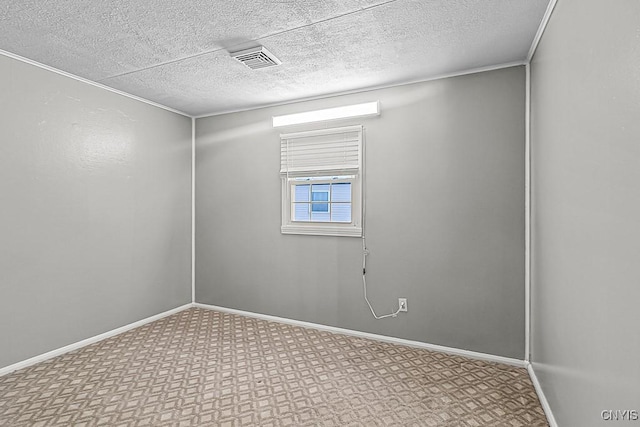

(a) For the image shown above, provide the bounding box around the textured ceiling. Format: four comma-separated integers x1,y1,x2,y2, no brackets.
0,0,550,116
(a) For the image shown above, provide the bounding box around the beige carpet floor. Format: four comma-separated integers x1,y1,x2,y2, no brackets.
0,307,548,426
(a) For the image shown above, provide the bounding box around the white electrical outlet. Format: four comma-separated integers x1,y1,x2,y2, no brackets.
398,298,407,312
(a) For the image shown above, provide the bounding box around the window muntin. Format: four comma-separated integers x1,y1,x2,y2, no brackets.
311,187,329,213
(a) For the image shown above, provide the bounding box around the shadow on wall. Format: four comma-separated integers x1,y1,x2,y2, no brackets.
197,77,446,148
197,118,273,146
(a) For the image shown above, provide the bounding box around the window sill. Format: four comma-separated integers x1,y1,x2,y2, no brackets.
281,225,362,237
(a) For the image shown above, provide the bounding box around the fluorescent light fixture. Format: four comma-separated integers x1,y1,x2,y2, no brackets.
273,101,380,127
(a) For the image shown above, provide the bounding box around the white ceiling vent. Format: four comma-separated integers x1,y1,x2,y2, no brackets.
231,46,282,70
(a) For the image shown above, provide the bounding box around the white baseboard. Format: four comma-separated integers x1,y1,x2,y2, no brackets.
526,362,558,427
0,303,193,377
194,303,526,368
1,301,529,379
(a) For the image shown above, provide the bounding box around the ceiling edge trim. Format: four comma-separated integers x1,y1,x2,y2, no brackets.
0,49,192,118
526,0,559,62
193,60,526,119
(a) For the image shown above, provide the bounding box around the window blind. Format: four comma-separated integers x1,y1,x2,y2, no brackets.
280,125,362,176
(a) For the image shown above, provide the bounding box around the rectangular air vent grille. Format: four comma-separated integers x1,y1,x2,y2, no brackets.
231,46,281,70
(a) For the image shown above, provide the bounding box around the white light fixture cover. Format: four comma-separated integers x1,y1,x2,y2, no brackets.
273,101,380,127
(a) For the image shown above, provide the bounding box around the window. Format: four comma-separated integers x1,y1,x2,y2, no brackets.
280,126,363,237
292,178,351,221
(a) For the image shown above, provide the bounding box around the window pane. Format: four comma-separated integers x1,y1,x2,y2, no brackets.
311,192,329,202
293,203,310,221
331,203,352,222
288,177,356,227
311,184,330,202
311,210,331,222
332,183,351,202
311,202,329,213
294,184,310,202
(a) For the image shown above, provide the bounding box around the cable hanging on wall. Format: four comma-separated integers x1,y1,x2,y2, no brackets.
361,128,403,320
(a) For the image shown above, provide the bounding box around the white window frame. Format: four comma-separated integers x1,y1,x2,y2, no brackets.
280,126,363,237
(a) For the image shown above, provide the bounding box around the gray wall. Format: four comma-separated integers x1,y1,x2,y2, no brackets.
530,0,640,425
196,66,525,359
0,54,192,369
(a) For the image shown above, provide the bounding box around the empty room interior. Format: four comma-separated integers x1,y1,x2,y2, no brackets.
1,0,638,426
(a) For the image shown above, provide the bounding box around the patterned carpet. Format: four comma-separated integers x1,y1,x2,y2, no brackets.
0,308,548,426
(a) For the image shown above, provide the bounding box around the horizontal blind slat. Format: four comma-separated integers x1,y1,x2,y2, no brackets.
281,137,360,146
282,154,359,162
282,142,360,151
281,167,359,177
281,127,362,174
